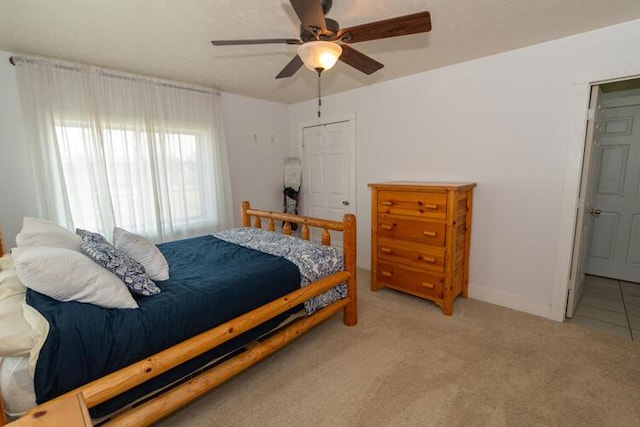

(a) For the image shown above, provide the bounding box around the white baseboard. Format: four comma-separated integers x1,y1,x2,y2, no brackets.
468,284,553,320
354,263,554,320
357,255,369,271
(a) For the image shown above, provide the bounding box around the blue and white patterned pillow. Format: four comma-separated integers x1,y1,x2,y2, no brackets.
80,241,161,296
76,228,109,244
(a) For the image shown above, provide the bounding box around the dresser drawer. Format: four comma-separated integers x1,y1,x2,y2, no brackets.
377,262,444,299
378,191,447,219
377,237,445,273
378,215,446,246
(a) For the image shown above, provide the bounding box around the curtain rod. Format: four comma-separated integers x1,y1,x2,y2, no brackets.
8,55,221,96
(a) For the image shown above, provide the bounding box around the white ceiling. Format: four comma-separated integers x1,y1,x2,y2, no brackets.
1,0,640,104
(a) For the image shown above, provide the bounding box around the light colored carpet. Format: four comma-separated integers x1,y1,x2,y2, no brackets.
156,270,640,426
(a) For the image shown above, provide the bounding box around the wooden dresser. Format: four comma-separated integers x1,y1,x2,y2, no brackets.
369,182,476,315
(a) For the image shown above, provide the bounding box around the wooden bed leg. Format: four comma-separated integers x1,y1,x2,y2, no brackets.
241,201,251,227
343,213,357,326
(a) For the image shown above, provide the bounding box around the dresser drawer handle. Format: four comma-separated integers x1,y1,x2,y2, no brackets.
423,231,437,237
381,224,394,231
381,201,393,206
380,247,392,254
418,255,436,264
422,282,435,289
381,271,393,278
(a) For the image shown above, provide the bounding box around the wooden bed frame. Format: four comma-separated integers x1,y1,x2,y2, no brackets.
0,201,357,426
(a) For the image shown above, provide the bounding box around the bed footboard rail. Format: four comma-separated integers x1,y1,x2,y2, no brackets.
241,200,357,326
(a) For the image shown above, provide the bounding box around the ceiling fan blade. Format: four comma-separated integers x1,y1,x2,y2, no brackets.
211,39,301,46
338,11,431,44
276,55,304,79
338,45,384,75
290,0,327,33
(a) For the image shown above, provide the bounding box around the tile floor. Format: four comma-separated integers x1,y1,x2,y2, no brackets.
566,275,640,340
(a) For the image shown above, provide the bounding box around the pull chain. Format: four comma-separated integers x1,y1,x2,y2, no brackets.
316,68,323,118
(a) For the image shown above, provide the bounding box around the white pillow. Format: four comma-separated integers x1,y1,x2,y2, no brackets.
0,269,33,357
12,246,138,309
15,217,82,251
113,227,169,281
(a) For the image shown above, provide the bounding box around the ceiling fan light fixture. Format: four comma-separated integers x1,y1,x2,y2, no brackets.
297,41,342,72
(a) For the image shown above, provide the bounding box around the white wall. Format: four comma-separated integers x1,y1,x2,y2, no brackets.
3,18,640,320
221,92,290,221
0,53,291,246
289,19,640,320
0,51,35,249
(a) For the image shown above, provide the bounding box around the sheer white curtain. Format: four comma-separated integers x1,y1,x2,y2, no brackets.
14,55,234,242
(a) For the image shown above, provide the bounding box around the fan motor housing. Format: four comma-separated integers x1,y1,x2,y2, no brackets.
300,18,340,41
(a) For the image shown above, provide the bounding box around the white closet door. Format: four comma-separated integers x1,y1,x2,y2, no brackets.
302,120,355,248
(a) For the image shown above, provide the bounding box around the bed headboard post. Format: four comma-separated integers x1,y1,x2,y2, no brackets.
241,201,251,227
342,213,357,326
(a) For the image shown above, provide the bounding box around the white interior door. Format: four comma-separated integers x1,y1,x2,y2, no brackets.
566,86,604,318
585,101,640,282
302,120,355,248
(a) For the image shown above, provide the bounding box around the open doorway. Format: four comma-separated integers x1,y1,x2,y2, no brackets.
566,78,640,340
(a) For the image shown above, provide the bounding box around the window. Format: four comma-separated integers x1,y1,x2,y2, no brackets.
55,124,221,240
15,56,233,241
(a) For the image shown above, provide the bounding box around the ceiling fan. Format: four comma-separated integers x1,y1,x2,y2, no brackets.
211,0,432,79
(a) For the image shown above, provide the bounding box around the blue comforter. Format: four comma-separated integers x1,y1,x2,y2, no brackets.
26,234,302,417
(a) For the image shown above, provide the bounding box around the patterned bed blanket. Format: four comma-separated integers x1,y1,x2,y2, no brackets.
212,227,347,314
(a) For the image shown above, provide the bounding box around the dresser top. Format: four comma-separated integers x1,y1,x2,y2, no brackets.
368,181,476,191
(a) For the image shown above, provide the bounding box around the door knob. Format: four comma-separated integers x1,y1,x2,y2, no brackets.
589,209,601,216
342,200,350,206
